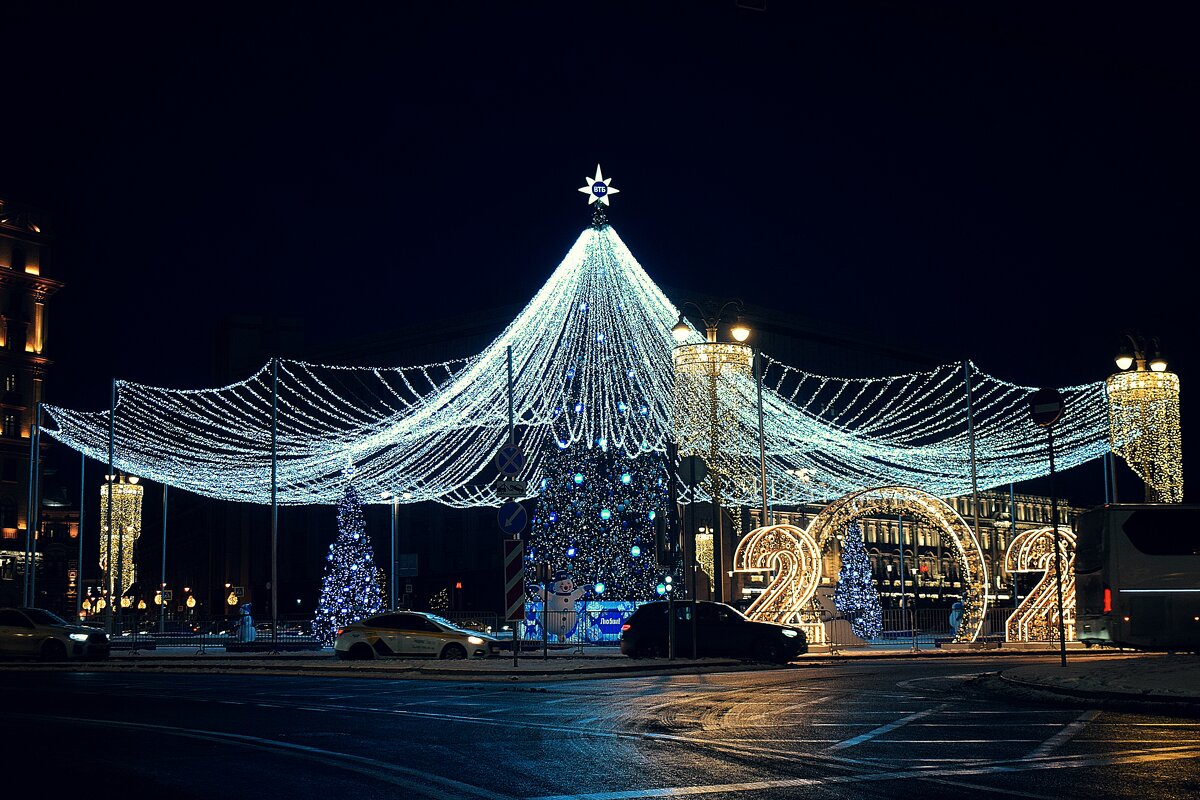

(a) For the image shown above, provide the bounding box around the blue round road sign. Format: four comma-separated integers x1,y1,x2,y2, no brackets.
495,445,525,476
498,501,528,535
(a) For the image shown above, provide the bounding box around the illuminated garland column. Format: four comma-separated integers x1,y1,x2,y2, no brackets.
673,339,752,602
98,475,144,606
1106,369,1183,503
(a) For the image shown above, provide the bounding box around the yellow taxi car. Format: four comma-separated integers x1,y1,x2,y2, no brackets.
333,611,499,660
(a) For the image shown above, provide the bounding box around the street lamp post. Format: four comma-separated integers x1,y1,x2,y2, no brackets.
671,300,752,604
381,490,413,611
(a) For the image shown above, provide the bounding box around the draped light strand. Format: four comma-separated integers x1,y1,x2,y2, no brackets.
42,224,1114,508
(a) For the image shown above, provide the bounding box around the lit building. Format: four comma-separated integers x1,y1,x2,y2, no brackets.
0,197,63,607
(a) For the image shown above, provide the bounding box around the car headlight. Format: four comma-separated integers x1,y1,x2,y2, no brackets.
780,629,798,638
69,633,90,642
467,636,485,645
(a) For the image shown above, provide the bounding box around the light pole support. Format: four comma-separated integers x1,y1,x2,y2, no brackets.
963,360,985,596
390,498,398,611
271,357,279,642
77,451,85,618
755,348,769,526
106,378,116,634
23,402,39,604
1048,427,1068,667
161,483,168,633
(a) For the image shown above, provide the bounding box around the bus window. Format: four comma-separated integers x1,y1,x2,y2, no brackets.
1074,512,1105,573
1122,509,1200,556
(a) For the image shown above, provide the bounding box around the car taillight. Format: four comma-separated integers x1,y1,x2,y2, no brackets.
620,624,631,632
336,628,344,636
1102,587,1112,614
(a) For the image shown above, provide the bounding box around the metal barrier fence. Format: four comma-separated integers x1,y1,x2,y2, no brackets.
83,604,1028,652
86,614,323,651
826,606,1017,649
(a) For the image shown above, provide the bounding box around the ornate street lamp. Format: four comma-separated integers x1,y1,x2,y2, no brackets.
671,301,753,602
1107,334,1182,503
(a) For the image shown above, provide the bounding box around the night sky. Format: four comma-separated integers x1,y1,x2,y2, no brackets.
3,3,1196,503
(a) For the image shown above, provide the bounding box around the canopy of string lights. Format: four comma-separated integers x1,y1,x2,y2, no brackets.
41,223,1110,507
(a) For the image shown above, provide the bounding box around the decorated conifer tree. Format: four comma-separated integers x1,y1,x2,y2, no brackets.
312,477,385,645
833,522,883,640
527,442,670,602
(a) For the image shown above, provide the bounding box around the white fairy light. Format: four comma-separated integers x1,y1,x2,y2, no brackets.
41,223,1114,508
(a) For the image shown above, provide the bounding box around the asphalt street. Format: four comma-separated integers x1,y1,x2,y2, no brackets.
2,656,1197,799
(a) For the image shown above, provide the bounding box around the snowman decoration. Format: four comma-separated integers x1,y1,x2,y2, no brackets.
536,571,591,642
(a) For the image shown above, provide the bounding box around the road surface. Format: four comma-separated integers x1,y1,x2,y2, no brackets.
2,655,1197,799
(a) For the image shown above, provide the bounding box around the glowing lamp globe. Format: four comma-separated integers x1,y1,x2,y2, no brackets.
630,545,642,558
730,315,751,342
671,314,691,343
594,582,606,595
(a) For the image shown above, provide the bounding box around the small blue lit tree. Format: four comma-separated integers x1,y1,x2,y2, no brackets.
312,477,384,645
833,522,883,640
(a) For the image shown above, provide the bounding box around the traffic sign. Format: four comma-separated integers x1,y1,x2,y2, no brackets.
497,501,528,535
495,445,524,476
493,479,529,499
1028,388,1065,428
679,454,708,486
503,539,525,621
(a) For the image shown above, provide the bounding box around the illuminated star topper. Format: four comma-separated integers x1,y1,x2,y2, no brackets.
578,164,620,206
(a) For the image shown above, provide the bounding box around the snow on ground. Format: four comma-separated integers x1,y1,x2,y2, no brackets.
1005,654,1200,699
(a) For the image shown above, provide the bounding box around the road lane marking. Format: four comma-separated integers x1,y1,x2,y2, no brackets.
1026,710,1099,758
7,713,509,800
523,744,1200,800
826,704,949,751
921,776,1059,799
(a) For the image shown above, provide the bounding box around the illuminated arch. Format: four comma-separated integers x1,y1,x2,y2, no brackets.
733,524,825,643
1004,526,1076,643
806,486,989,643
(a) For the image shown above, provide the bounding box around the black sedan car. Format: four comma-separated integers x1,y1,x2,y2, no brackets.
619,601,806,663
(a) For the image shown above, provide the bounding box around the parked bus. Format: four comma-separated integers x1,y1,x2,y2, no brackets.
1075,504,1200,651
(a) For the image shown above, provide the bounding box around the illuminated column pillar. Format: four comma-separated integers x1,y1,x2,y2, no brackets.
99,475,145,602
1106,370,1183,503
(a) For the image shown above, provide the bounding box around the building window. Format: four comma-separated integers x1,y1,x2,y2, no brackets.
4,373,14,392
0,496,16,529
2,413,17,438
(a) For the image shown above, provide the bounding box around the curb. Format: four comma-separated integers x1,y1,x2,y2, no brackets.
993,670,1200,714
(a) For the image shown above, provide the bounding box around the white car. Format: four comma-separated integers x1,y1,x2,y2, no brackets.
334,611,499,660
0,607,111,660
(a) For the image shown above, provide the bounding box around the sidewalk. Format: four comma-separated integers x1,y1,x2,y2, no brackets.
998,653,1200,706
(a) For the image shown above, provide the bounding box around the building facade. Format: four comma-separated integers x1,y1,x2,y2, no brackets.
0,197,64,607
741,490,1084,609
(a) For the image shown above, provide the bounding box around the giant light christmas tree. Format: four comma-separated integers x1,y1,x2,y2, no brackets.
833,522,883,640
524,168,673,602
313,476,385,645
